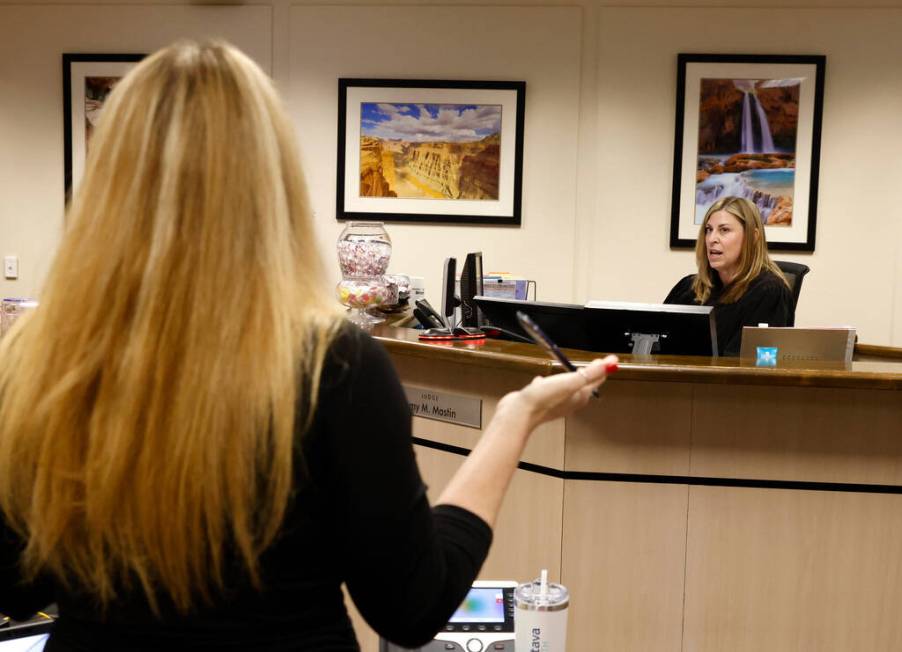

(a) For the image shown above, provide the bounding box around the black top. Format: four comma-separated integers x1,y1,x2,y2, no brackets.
0,326,492,651
664,270,793,356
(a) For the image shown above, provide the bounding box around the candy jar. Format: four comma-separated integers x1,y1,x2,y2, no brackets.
336,222,392,327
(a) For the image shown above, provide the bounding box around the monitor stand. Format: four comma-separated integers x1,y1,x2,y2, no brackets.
629,332,661,355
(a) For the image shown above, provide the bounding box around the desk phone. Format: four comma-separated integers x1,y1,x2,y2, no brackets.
380,580,517,652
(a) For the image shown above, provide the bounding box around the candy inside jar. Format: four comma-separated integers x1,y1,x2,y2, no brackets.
336,278,392,327
337,279,392,309
337,240,392,278
337,222,392,278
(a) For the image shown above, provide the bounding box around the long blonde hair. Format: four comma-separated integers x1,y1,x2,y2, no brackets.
692,196,789,304
0,41,340,613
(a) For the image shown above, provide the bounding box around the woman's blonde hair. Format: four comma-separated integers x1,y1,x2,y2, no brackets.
692,196,788,304
0,40,340,613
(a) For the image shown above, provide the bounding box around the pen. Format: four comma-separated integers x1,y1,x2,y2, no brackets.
515,311,602,399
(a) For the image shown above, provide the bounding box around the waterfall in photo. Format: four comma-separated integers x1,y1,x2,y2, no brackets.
740,90,774,154
741,93,753,153
751,94,775,152
696,168,793,224
695,79,795,226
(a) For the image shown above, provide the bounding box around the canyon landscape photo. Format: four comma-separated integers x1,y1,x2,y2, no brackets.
695,77,800,225
359,102,501,201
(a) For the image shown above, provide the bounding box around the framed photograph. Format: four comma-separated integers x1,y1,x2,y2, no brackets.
670,54,826,251
63,53,145,200
337,79,525,225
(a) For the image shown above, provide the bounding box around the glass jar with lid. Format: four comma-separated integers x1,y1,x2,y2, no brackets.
336,222,392,327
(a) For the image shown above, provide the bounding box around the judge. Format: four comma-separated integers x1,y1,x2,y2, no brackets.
665,196,793,356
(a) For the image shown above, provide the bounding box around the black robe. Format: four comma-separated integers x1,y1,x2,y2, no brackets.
664,270,793,356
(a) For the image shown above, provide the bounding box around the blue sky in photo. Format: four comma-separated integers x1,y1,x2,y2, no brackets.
359,102,502,142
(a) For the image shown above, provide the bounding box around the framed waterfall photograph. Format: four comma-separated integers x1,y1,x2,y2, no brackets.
669,54,826,251
336,78,526,225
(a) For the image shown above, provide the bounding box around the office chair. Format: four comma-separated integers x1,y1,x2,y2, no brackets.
774,260,810,326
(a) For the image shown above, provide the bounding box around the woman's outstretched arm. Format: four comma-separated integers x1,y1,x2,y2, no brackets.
436,356,617,528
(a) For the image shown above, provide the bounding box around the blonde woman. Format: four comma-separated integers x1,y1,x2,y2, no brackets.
664,195,793,356
0,41,616,650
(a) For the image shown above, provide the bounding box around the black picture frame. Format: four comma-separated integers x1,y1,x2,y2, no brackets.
670,54,826,251
63,53,145,201
337,78,525,225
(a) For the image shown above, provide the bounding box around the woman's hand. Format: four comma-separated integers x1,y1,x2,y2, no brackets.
498,356,619,431
436,355,619,528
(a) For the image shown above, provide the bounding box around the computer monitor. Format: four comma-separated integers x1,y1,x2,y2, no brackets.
476,297,717,356
474,296,592,351
440,257,460,330
585,300,717,356
459,252,484,328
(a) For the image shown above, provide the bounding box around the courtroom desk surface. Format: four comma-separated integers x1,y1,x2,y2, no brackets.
357,326,902,652
372,326,902,391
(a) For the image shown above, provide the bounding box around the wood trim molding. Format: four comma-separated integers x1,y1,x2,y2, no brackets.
375,327,902,391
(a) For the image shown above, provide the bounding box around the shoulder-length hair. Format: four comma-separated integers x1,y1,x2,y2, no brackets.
691,196,789,304
0,40,340,613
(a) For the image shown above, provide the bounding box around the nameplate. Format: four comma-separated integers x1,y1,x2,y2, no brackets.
403,385,482,429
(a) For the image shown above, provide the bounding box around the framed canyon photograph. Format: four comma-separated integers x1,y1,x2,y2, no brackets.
63,53,145,201
337,79,525,225
670,54,826,251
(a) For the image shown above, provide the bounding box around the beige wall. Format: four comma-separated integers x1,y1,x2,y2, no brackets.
0,3,272,298
288,5,583,303
1,1,900,345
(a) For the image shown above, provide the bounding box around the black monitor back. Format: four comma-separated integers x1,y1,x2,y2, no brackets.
440,257,458,328
474,296,592,351
585,301,717,356
459,252,484,327
476,297,717,356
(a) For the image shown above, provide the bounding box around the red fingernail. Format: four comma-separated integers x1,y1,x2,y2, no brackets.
605,363,619,374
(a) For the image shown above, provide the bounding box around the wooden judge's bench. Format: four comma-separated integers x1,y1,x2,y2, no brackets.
349,327,902,651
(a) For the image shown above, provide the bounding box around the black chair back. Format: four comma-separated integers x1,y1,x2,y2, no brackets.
774,260,810,326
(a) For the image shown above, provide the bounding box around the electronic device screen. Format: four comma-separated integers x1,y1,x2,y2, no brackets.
439,581,516,635
0,634,48,651
0,634,49,652
381,581,517,651
448,588,505,624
